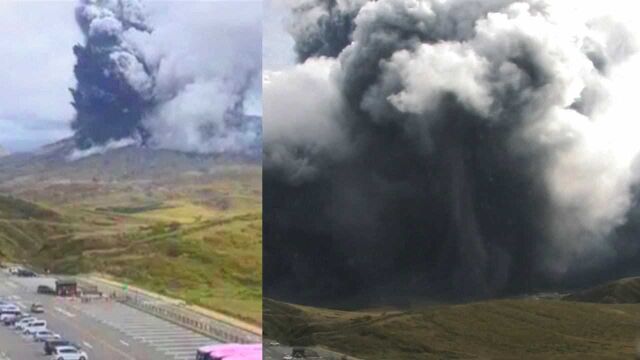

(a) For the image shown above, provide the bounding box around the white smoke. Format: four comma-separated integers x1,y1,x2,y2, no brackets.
132,1,262,154
67,136,139,161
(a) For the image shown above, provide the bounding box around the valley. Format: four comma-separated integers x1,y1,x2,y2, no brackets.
0,140,262,325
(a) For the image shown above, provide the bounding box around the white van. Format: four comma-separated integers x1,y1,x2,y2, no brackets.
22,319,46,335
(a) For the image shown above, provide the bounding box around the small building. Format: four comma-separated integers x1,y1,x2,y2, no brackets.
55,279,77,297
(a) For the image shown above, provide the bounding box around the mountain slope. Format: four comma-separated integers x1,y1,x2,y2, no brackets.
0,195,71,260
563,277,640,304
0,137,260,186
264,297,640,359
0,139,262,324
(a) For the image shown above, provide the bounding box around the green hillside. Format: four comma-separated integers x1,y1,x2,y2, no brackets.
0,195,71,260
264,297,640,359
0,164,262,325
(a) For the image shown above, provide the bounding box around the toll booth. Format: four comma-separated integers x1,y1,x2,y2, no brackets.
55,279,78,297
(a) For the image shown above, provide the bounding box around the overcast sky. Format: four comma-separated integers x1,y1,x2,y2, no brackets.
0,0,262,153
263,0,294,72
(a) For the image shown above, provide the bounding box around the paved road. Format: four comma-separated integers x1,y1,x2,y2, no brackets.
263,338,362,360
0,271,218,360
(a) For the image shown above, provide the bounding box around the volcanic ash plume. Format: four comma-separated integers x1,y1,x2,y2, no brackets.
264,0,640,304
71,0,154,150
70,0,262,156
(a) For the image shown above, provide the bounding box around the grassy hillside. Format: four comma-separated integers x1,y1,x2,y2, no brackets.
264,298,640,359
0,164,262,325
0,195,72,260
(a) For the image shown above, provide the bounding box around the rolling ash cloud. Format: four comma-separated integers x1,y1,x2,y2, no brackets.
71,0,261,155
265,0,640,305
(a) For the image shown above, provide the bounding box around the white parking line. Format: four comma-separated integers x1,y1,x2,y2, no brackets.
54,307,76,318
5,281,17,289
120,339,130,347
15,302,25,309
83,341,94,349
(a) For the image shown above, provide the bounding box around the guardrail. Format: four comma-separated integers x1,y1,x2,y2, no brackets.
75,276,261,344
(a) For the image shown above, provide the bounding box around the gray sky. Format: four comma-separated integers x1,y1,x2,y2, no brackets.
0,0,262,153
263,0,294,71
0,1,79,152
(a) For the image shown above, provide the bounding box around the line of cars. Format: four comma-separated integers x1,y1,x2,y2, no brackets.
0,298,89,360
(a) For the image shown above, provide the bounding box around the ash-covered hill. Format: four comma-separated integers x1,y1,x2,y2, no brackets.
0,135,261,187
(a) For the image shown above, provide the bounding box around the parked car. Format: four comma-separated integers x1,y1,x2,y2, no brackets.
30,303,44,313
0,303,20,312
3,314,22,326
32,329,60,342
37,285,56,295
44,339,73,356
0,309,21,322
14,317,36,331
22,319,47,335
51,345,88,360
17,269,37,277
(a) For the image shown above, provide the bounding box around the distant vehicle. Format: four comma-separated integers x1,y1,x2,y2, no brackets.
292,347,306,358
23,319,46,335
283,356,293,360
37,285,56,295
17,269,37,277
32,329,60,342
8,267,19,275
269,341,280,346
196,343,262,360
51,345,88,360
30,303,44,313
44,339,73,355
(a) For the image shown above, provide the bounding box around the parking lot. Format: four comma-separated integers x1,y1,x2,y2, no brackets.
0,270,219,360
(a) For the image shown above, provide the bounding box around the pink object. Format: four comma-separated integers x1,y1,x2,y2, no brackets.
196,343,262,360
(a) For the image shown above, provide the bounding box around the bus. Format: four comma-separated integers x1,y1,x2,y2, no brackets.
196,343,262,360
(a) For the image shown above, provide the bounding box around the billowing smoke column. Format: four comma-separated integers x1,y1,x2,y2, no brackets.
71,0,154,150
264,0,640,305
70,0,262,156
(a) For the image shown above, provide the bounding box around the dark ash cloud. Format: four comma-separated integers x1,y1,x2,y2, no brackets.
70,0,262,156
264,0,640,306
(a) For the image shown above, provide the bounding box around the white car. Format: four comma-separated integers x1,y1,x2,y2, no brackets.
14,317,36,330
33,329,61,342
0,309,21,321
23,319,47,335
0,304,19,312
51,346,88,360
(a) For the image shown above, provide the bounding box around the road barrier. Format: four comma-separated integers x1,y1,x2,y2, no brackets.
75,276,261,344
